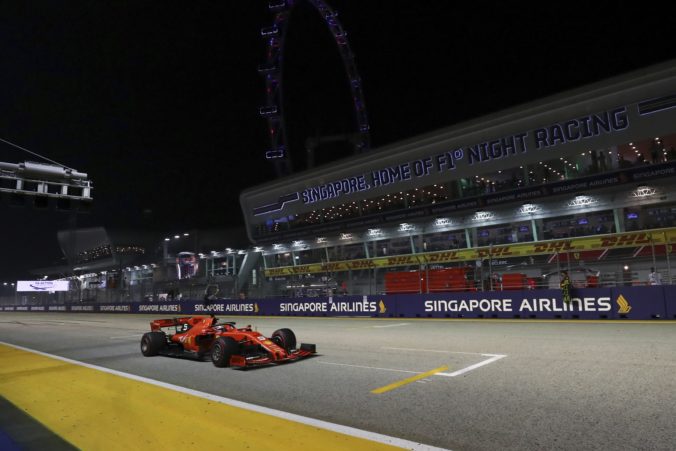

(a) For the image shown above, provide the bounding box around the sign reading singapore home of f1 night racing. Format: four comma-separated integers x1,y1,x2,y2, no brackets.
254,106,629,216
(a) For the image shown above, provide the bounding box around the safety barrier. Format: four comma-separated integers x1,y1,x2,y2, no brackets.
2,287,673,320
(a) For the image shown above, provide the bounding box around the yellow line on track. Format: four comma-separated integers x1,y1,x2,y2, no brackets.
0,343,404,451
371,365,449,394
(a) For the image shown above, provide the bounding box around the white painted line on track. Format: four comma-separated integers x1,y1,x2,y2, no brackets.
383,347,508,377
319,361,421,375
436,354,507,377
0,341,449,451
383,347,492,356
373,323,410,328
322,353,506,379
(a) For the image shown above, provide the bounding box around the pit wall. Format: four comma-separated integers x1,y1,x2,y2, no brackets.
2,287,674,320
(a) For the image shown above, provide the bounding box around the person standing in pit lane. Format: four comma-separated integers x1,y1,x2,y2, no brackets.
648,267,662,285
560,271,572,304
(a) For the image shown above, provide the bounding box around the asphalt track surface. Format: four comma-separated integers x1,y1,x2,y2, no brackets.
1,313,676,450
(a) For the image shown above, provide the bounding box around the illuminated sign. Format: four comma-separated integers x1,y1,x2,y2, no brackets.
17,281,70,292
176,252,198,280
633,186,656,198
568,195,597,207
532,107,628,149
519,203,540,215
473,211,495,221
254,105,633,216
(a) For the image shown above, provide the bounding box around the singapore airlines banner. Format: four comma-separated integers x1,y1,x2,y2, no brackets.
2,287,672,320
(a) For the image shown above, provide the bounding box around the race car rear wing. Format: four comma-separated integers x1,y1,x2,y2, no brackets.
149,316,213,332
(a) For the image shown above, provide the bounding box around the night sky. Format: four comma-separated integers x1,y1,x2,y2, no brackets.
1,1,674,281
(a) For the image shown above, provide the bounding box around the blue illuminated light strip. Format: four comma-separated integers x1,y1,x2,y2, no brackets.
637,94,676,115
253,192,300,216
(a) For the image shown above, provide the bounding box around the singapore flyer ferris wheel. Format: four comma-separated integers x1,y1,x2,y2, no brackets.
258,0,371,176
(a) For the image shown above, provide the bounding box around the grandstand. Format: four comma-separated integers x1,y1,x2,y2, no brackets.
240,60,676,297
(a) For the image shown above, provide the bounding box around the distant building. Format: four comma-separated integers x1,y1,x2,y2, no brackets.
22,226,252,303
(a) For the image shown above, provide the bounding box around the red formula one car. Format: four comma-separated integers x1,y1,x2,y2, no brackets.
140,316,316,368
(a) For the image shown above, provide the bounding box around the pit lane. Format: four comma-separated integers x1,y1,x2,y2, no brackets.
1,313,676,450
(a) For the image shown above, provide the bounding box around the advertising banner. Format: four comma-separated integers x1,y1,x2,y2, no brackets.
263,228,676,277
16,280,70,292
184,296,384,317
98,304,133,313
1,287,669,319
609,286,667,319
395,289,615,320
274,296,384,316
663,286,676,319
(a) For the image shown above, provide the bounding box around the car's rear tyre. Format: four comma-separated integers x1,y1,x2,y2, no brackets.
271,328,296,352
141,332,166,357
211,337,239,367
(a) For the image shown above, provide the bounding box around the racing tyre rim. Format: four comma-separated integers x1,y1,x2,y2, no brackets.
212,343,223,362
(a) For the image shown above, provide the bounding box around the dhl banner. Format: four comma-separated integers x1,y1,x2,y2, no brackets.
264,228,676,277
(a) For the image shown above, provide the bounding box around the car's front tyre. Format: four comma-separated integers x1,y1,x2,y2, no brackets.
211,337,239,367
271,328,296,352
